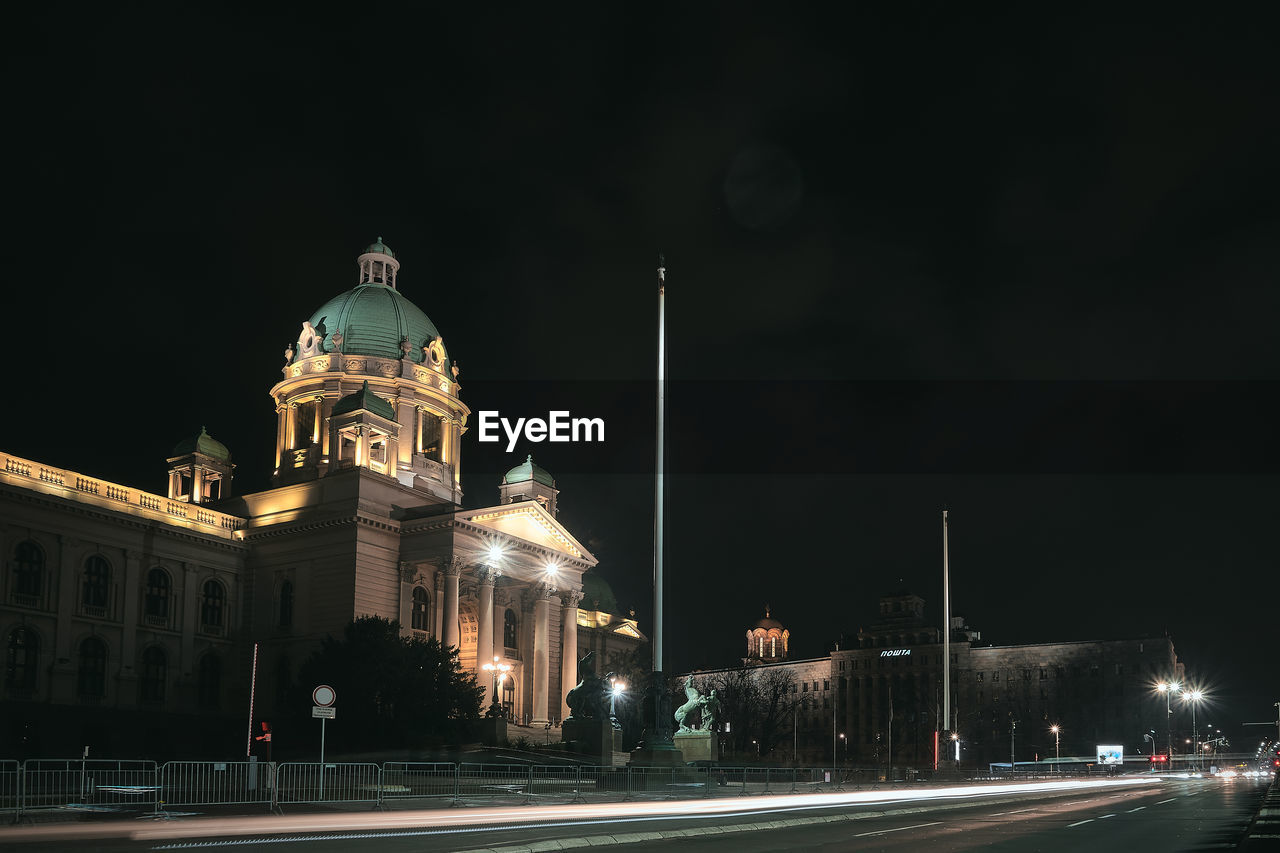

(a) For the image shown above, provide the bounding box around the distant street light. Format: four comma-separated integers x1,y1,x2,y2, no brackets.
1050,724,1061,771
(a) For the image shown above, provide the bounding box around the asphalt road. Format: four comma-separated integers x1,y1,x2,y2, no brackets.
5,775,1273,852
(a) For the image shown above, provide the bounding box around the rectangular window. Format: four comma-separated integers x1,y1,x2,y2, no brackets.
802,682,808,692
823,680,829,691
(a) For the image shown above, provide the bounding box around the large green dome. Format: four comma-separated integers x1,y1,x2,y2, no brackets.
306,282,450,369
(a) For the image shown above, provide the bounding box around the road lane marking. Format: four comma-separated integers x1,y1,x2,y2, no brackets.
853,822,942,837
1068,819,1094,827
1127,807,1146,813
1099,814,1115,819
1155,798,1178,805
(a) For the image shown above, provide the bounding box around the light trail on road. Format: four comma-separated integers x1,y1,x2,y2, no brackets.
2,777,1164,847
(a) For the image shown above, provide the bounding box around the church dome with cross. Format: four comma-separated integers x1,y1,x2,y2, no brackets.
745,606,790,663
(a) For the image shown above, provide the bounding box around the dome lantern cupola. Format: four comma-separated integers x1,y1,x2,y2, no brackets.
745,605,790,664
499,454,559,516
357,236,401,289
166,426,234,503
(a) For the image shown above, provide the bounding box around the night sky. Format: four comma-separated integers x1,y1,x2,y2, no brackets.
6,7,1277,743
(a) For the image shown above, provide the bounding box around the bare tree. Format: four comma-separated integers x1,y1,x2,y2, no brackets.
700,665,798,761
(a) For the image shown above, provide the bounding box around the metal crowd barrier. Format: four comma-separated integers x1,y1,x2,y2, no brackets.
380,762,456,804
1,759,922,819
0,760,18,818
18,759,159,819
275,762,381,807
159,761,274,809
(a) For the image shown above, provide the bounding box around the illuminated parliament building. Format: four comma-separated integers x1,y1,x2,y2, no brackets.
0,239,643,756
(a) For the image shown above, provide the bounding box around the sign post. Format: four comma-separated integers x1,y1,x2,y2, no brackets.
313,685,336,798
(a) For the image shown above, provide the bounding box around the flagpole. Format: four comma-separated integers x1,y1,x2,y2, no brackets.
943,510,951,749
655,254,665,677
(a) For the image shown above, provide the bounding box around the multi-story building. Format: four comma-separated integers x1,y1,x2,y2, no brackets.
0,239,643,757
683,592,1184,769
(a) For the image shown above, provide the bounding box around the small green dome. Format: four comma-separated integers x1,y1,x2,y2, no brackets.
581,571,619,614
502,454,555,488
331,381,396,420
363,236,395,258
171,427,231,463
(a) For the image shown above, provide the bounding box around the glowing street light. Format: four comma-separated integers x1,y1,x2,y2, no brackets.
481,655,512,717
609,678,627,729
1183,689,1204,771
1050,724,1061,771
1156,681,1182,761
486,545,504,564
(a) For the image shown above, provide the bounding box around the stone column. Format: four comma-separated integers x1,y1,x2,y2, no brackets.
433,572,444,641
531,583,553,725
274,403,285,469
559,590,583,723
442,561,461,649
476,568,498,705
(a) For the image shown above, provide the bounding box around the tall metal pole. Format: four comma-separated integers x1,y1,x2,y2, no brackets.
655,255,665,677
636,254,675,755
1010,720,1017,774
942,511,951,747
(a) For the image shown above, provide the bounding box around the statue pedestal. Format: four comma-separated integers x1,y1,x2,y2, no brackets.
562,718,619,764
674,730,719,763
480,714,507,747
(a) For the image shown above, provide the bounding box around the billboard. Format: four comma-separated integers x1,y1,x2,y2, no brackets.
1096,744,1124,765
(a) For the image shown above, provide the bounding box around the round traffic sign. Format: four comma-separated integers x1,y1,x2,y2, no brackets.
313,684,336,707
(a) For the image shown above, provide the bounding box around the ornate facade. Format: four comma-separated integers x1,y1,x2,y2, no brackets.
0,239,642,755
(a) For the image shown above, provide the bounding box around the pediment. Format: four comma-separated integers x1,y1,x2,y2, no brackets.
459,502,596,564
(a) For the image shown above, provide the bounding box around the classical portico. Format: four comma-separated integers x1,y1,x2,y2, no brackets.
399,483,596,726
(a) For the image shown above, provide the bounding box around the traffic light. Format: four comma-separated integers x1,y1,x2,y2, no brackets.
1149,754,1168,764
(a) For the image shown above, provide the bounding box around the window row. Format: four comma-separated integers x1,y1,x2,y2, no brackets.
4,628,222,706
7,543,231,632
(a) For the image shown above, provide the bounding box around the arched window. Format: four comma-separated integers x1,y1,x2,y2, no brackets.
144,569,170,625
201,580,225,630
503,609,518,650
77,637,107,698
139,646,166,703
82,556,111,611
758,636,765,658
5,626,39,689
278,580,294,628
770,636,777,658
411,586,429,630
197,653,220,707
13,541,44,603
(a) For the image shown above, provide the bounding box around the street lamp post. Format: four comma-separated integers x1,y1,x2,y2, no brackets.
839,733,846,768
1050,725,1061,772
482,656,512,717
1183,690,1203,771
609,678,627,730
1157,681,1182,763
1010,721,1017,775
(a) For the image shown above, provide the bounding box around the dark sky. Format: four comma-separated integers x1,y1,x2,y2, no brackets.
6,7,1278,742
